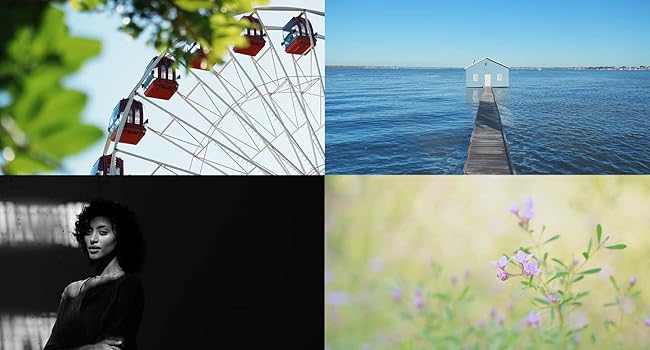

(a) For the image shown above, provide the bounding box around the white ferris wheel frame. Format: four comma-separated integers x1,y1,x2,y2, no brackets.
102,6,325,175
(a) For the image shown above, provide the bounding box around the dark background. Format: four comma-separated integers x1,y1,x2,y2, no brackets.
0,176,323,349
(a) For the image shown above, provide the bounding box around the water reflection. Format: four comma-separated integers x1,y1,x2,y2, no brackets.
465,88,482,105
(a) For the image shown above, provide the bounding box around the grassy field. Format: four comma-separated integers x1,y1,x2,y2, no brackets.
325,176,650,350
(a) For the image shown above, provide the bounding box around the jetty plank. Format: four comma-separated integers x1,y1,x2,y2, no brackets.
463,87,515,175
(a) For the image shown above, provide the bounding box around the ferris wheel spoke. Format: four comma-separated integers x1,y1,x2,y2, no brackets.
100,7,323,175
257,15,325,161
147,126,230,175
115,148,200,175
140,91,274,175
185,61,310,174
176,91,261,152
228,51,317,172
209,67,277,139
301,9,326,106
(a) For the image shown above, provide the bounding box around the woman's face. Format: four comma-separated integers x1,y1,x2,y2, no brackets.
84,216,118,260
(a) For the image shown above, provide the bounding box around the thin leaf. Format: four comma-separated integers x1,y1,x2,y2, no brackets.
596,224,602,244
551,258,568,268
609,275,620,293
605,244,626,250
579,268,602,275
534,297,550,305
587,238,592,254
457,286,470,302
572,275,585,283
546,272,568,285
582,252,589,260
544,234,560,245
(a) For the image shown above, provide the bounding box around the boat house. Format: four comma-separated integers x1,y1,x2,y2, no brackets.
465,57,509,88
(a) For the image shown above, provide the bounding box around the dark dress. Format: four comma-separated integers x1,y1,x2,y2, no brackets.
44,273,144,350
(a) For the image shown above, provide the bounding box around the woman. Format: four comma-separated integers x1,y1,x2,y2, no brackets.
45,200,145,350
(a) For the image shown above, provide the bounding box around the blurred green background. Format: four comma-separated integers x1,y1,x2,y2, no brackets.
325,176,650,349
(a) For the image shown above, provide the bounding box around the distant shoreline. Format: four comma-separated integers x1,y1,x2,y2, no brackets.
326,65,650,71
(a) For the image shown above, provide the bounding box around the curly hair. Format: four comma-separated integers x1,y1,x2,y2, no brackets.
73,199,146,273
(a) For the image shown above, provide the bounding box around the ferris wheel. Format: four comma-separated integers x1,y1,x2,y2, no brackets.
92,6,325,175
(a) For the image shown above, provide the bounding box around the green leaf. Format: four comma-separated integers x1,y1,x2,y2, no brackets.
609,275,620,293
457,286,470,302
174,0,215,12
579,268,602,275
70,0,105,11
534,297,550,305
605,244,627,250
433,292,450,302
582,252,589,260
566,324,588,336
603,302,617,307
546,272,568,285
544,234,560,245
587,238,592,254
572,275,585,283
24,90,87,136
1,152,57,174
551,258,568,268
596,224,602,244
550,307,555,321
603,319,615,330
32,124,103,158
399,339,414,350
59,36,102,71
576,291,590,299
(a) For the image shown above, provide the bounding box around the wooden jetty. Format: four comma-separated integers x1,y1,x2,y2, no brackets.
463,87,515,174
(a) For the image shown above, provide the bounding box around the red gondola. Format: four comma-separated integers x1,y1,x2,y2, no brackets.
91,155,124,175
281,15,316,55
233,15,266,56
108,98,146,145
190,48,209,70
142,56,178,100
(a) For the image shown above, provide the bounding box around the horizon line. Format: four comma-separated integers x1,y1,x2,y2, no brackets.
326,64,650,69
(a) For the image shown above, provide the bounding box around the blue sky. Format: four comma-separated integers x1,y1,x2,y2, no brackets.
327,0,650,67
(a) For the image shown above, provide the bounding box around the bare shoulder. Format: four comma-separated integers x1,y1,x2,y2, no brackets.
62,279,86,298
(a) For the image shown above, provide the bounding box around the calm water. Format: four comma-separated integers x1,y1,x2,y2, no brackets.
325,68,650,174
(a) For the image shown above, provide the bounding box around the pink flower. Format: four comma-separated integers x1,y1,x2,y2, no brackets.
522,197,534,220
629,275,637,287
514,250,534,266
525,311,541,327
414,288,424,311
644,317,650,327
547,293,560,304
509,203,519,215
497,269,509,281
522,259,541,276
495,314,505,326
391,287,401,302
491,255,509,269
327,291,349,306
